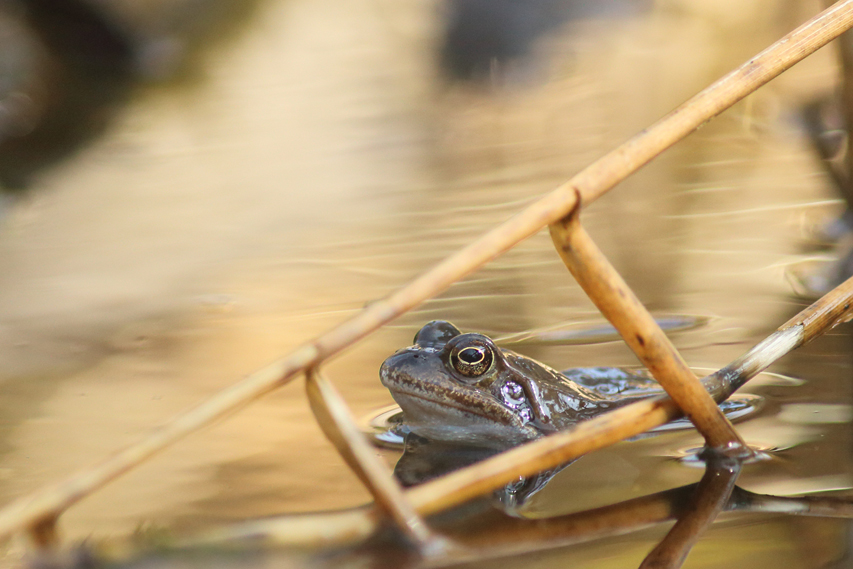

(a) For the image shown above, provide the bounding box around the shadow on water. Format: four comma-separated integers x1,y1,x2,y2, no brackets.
0,0,261,190
0,0,135,189
439,0,651,83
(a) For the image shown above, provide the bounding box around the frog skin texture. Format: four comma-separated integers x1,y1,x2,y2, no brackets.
380,320,663,448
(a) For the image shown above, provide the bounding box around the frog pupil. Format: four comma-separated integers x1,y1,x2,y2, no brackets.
459,347,484,364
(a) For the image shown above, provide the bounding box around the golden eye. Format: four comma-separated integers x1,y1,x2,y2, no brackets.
450,344,493,377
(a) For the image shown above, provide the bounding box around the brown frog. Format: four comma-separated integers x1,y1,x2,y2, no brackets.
380,320,667,448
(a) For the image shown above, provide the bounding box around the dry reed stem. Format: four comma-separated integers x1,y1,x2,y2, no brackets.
184,508,377,549
462,486,853,558
406,275,853,516
304,369,437,549
779,272,853,338
638,455,741,569
407,396,678,516
193,475,853,556
168,478,703,559
549,199,747,450
734,489,853,517
0,0,852,543
449,488,688,556
27,516,59,551
450,471,744,566
193,487,690,555
431,479,853,565
444,468,729,565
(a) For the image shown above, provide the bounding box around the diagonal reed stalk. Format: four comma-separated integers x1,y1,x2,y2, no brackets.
1,0,853,545
184,275,853,552
304,369,440,550
405,276,853,517
549,196,748,450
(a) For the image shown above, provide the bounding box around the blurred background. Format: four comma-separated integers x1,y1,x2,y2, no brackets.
1,0,852,567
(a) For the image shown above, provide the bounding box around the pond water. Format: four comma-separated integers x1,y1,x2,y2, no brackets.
0,0,851,567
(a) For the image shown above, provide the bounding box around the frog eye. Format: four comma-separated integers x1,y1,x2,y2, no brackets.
450,344,493,377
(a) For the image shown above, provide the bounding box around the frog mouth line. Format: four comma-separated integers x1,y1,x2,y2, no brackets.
391,388,512,424
380,368,525,427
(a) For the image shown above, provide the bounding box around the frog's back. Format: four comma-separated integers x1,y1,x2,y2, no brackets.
560,367,662,399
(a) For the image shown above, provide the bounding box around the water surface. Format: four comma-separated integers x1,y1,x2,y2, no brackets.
0,0,851,567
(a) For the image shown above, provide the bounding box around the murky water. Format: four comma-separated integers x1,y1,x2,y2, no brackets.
0,0,852,567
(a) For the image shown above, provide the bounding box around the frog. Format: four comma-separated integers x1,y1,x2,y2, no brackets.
380,320,672,448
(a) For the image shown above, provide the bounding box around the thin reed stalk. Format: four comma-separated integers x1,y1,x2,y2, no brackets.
549,197,747,449
406,276,853,516
305,369,439,549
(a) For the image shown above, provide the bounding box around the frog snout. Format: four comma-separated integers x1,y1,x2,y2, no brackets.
379,349,415,386
379,348,442,389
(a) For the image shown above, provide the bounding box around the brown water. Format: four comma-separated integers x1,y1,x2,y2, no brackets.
0,0,852,567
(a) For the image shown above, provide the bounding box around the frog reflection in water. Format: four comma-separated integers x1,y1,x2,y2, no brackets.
381,320,669,449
